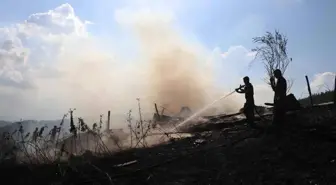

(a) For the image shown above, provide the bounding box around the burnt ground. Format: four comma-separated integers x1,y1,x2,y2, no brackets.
1,108,336,185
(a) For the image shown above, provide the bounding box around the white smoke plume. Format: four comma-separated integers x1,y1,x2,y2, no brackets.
0,3,244,127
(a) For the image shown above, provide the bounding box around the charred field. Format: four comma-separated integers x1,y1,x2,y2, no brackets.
1,104,336,185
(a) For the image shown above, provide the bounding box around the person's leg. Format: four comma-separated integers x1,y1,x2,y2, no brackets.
247,114,256,127
243,103,248,123
246,105,256,127
272,100,282,126
277,100,286,125
272,108,278,125
273,102,286,137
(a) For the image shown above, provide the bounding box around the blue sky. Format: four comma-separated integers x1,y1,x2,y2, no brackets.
1,0,334,85
0,0,335,120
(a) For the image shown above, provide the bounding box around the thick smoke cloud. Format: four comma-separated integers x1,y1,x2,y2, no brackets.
131,16,214,113
0,3,244,125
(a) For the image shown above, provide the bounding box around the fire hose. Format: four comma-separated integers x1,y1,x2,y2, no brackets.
234,85,269,122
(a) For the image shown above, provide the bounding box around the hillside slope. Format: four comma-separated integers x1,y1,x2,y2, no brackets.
299,90,334,106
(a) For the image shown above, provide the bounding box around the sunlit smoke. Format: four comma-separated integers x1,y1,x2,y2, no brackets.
34,7,242,126
0,4,244,127
133,16,214,114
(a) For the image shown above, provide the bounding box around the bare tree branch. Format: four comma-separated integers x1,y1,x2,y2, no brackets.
286,78,294,94
251,30,292,92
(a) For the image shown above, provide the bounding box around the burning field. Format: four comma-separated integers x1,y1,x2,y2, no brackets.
0,1,335,184
0,102,335,184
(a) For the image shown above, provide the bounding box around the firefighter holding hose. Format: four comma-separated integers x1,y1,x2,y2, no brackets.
235,76,256,128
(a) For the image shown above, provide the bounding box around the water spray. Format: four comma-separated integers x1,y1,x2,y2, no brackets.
172,90,237,131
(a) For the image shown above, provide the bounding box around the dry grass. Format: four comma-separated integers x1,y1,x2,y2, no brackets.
0,105,335,184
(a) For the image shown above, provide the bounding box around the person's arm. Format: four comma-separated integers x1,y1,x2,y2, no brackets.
248,85,254,96
235,88,245,93
270,77,276,91
235,84,246,93
280,78,287,96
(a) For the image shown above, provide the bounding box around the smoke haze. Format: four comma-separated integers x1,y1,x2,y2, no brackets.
0,4,244,126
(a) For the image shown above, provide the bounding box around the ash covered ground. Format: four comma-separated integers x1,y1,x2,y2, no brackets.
0,105,336,185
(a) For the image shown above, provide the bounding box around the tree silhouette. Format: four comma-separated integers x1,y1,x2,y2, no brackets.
251,30,293,93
